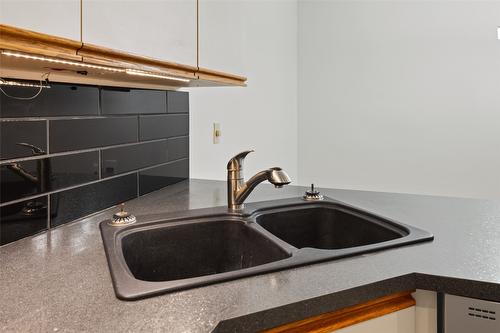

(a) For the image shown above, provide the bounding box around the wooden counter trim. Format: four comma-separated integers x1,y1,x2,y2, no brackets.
0,24,82,61
264,291,416,333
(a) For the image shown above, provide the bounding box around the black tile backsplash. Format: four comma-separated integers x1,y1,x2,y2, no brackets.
50,117,138,153
0,120,47,160
0,196,48,245
0,151,99,203
101,88,167,115
139,158,189,195
167,91,189,113
139,114,189,141
101,140,168,178
167,136,189,161
0,83,99,117
0,83,189,245
50,173,137,228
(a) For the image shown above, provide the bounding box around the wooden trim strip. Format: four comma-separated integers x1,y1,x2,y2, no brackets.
0,23,246,87
264,291,416,333
0,24,82,60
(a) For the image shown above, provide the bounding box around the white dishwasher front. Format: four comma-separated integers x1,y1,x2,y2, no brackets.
445,294,499,332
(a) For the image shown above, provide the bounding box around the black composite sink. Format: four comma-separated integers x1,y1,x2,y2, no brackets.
100,197,433,300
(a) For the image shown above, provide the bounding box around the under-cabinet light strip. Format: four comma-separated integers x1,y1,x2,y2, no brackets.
0,78,50,88
1,50,124,72
1,50,191,83
125,69,191,82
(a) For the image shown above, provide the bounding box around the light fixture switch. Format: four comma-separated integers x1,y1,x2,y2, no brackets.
213,122,221,144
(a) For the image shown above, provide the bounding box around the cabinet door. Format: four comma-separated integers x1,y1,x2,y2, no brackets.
336,307,415,333
198,0,246,75
0,0,80,40
82,0,197,66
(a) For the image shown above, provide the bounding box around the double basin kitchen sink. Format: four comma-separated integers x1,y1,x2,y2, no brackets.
100,197,433,300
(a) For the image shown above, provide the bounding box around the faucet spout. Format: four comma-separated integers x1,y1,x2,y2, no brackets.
227,150,291,211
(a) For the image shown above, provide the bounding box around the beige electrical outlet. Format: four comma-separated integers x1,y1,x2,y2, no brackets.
213,122,221,144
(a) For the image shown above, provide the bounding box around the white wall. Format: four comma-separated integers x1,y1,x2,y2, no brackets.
189,1,298,182
298,0,500,200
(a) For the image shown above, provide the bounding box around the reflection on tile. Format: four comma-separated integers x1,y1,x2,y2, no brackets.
139,114,189,141
0,83,99,117
139,159,189,195
50,117,138,153
50,173,137,227
167,91,189,113
101,88,166,115
0,151,99,203
0,120,47,160
101,141,168,178
167,136,189,161
0,196,48,245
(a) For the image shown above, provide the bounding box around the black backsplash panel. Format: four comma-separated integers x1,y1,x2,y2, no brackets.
50,173,137,228
50,117,138,153
139,114,189,141
139,159,189,195
101,140,168,178
0,83,99,117
0,196,48,245
0,83,189,245
0,151,99,203
101,88,167,115
0,120,47,160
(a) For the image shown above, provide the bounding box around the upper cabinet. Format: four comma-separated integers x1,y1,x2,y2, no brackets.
198,0,246,76
0,0,80,40
82,0,197,67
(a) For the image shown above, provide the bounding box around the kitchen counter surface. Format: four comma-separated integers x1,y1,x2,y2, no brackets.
1,179,500,332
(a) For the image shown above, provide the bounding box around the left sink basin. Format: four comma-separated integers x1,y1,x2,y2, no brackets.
121,219,291,282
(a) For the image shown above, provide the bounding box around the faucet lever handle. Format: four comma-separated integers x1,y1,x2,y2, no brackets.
227,149,254,170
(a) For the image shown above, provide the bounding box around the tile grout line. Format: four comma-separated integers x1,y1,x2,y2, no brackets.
0,158,189,208
0,112,188,122
47,194,51,230
0,138,169,164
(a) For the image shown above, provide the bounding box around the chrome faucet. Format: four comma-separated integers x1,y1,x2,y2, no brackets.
227,150,291,211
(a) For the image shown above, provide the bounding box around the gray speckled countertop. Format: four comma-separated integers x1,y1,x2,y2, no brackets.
2,179,500,332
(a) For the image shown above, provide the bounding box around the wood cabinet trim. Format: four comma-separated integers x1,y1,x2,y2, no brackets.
264,291,416,333
0,24,246,88
0,24,82,60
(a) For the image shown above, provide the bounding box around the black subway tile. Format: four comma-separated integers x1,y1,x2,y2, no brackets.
50,173,137,227
0,196,48,245
0,120,47,160
167,91,189,113
0,83,99,117
0,151,99,203
101,141,168,178
139,114,189,141
101,88,166,115
167,136,189,161
139,159,189,195
50,117,138,153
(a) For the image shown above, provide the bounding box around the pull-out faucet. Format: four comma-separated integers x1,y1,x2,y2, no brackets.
227,150,291,211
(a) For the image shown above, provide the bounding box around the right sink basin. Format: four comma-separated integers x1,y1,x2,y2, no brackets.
255,205,407,250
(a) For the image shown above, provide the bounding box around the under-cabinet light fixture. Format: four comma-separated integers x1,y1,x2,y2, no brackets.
0,78,51,89
125,69,191,82
1,50,191,83
1,50,125,72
